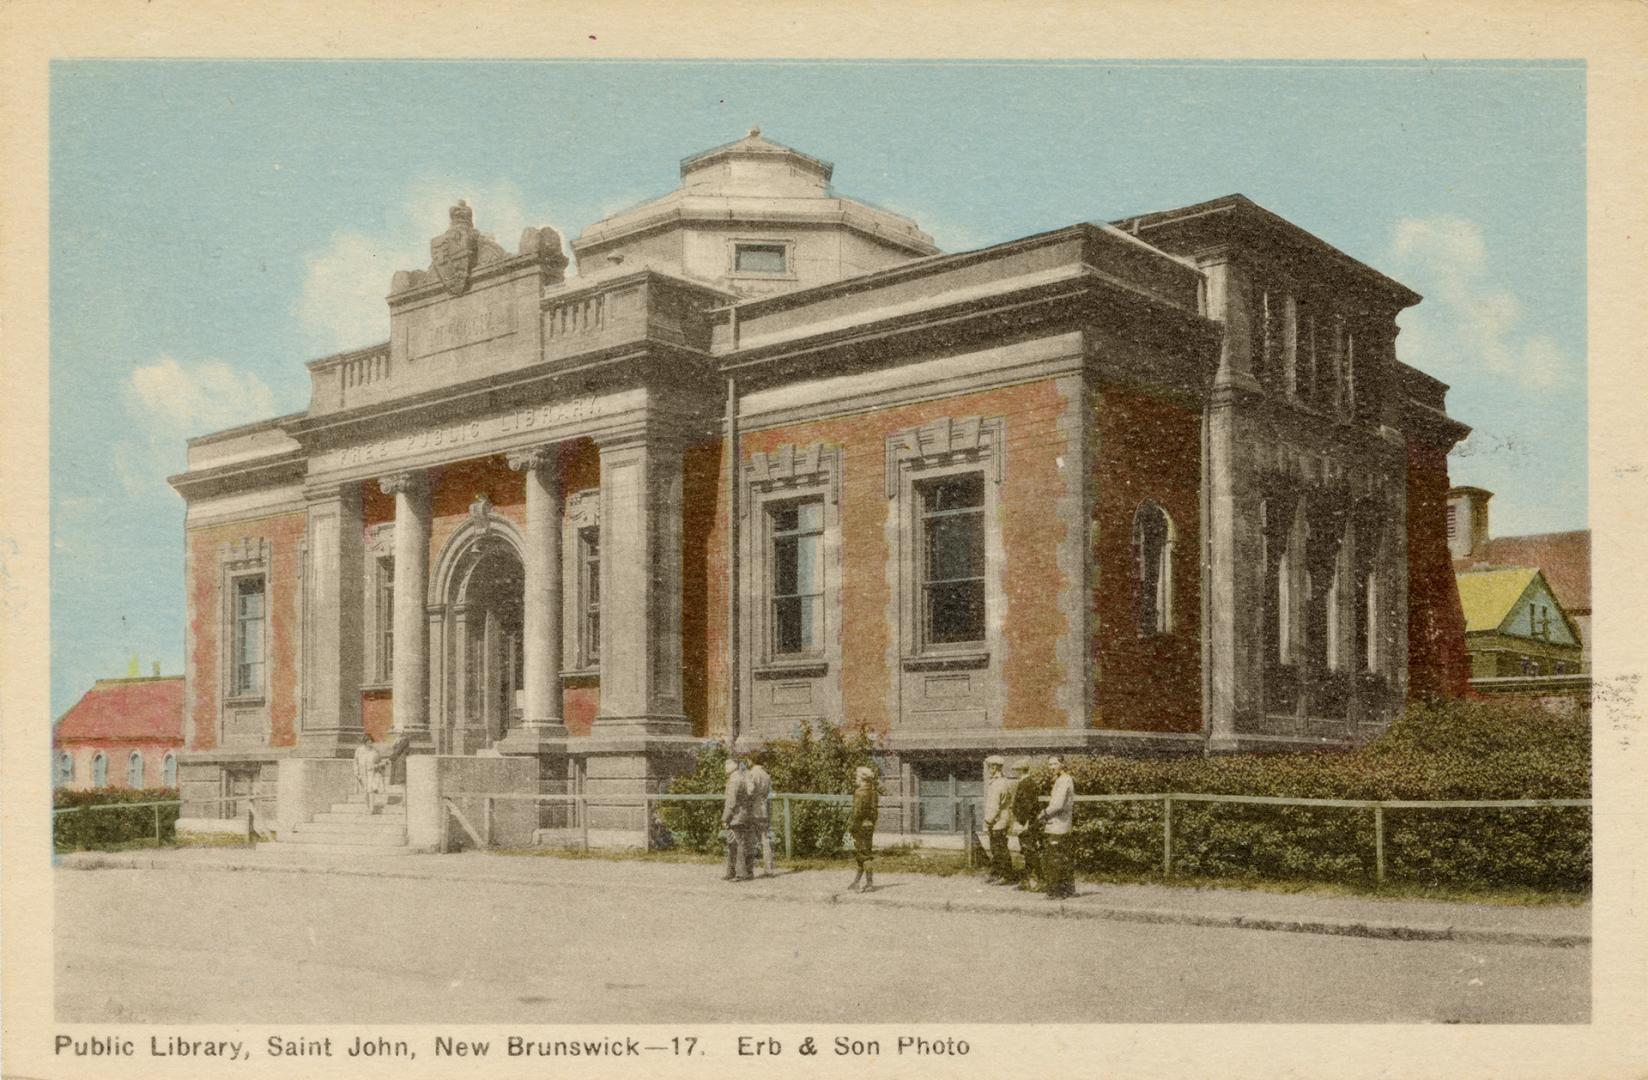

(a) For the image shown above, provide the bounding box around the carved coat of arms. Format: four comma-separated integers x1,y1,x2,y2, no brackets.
431,200,478,296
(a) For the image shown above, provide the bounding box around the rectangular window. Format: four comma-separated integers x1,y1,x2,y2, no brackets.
1445,505,1457,542
919,473,986,646
734,242,787,274
578,527,600,665
232,575,265,696
377,557,395,681
769,500,825,656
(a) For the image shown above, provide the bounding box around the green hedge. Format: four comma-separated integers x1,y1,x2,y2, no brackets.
658,724,877,857
1057,697,1590,890
53,788,180,851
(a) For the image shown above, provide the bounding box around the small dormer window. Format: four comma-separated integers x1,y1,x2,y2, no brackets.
734,242,788,275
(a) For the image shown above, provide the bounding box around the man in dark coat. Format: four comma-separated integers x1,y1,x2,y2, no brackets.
847,765,879,892
721,758,753,882
1010,757,1045,892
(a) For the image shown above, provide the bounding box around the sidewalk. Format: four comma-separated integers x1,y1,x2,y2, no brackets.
58,846,1589,949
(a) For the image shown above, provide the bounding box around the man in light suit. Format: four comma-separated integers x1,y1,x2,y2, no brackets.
745,757,774,876
1039,755,1077,899
982,756,1014,883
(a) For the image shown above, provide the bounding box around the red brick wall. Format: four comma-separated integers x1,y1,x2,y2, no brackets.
696,378,1078,736
57,740,183,790
1406,441,1470,700
185,511,307,751
1090,387,1202,733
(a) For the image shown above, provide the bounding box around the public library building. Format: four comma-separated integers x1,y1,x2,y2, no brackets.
170,129,1470,842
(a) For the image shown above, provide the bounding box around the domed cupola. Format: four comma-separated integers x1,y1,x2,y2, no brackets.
571,128,939,298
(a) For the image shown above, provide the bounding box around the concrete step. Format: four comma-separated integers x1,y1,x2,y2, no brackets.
262,840,425,857
279,829,408,847
313,809,408,825
327,799,404,816
292,820,409,838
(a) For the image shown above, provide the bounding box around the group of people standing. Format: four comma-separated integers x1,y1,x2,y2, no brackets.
982,755,1076,899
720,755,775,881
719,756,882,892
717,752,1075,900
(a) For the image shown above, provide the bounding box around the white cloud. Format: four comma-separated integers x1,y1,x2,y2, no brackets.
294,176,570,354
1387,216,1571,389
115,356,277,497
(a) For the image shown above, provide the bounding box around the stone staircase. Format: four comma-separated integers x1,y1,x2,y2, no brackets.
271,785,415,855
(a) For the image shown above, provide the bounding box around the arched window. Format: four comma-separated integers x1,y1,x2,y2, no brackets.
1131,501,1175,635
163,753,178,788
1277,502,1308,665
56,751,74,787
91,752,108,788
127,751,145,789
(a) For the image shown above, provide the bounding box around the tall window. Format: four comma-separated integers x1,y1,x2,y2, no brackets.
56,751,74,787
1362,568,1379,673
578,527,600,665
918,473,986,646
770,500,825,655
1324,542,1344,672
163,753,177,788
1132,501,1174,636
92,752,107,788
377,557,395,681
127,751,145,789
231,575,265,696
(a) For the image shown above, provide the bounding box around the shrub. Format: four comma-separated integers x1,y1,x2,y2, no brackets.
1061,697,1590,890
761,722,877,858
53,788,180,851
656,724,879,857
656,742,731,853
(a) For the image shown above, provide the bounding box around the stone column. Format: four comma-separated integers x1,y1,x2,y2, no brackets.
299,482,365,753
592,433,690,736
380,471,432,743
499,445,568,749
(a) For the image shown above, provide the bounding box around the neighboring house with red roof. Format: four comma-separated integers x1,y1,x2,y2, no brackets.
1448,486,1591,671
52,674,185,791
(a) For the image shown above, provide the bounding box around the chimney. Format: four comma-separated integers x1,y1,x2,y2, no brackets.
152,661,161,677
1446,486,1493,561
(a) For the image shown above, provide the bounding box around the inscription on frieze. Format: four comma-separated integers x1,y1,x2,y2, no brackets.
327,395,605,471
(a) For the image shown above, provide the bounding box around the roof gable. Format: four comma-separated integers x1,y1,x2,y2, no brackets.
1455,567,1581,644
1479,530,1590,613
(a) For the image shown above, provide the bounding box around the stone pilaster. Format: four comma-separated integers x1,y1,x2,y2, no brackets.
1202,254,1265,751
592,433,690,736
379,471,432,743
499,444,569,751
299,482,365,753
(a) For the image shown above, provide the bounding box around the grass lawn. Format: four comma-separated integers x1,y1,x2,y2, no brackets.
483,844,1587,906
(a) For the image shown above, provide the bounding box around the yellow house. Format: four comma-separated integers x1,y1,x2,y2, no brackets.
1455,567,1583,678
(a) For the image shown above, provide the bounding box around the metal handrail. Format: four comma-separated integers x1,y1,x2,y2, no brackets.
52,792,276,815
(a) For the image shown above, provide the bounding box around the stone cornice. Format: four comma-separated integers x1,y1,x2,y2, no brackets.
167,450,306,502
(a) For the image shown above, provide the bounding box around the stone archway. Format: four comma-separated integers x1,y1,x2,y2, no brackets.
431,519,526,755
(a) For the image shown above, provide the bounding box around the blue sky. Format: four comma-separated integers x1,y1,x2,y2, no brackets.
49,60,1586,714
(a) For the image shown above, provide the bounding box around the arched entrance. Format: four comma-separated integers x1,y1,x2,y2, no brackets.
436,529,525,755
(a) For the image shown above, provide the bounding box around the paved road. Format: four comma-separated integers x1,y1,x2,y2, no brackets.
56,866,1587,1024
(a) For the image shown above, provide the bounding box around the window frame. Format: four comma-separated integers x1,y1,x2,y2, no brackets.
742,446,842,681
727,237,797,282
163,752,177,788
376,555,396,683
56,750,74,787
1131,500,1176,637
561,489,602,675
578,525,601,668
916,472,988,649
92,751,107,788
228,572,268,701
889,418,1004,670
765,497,828,660
127,750,145,789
